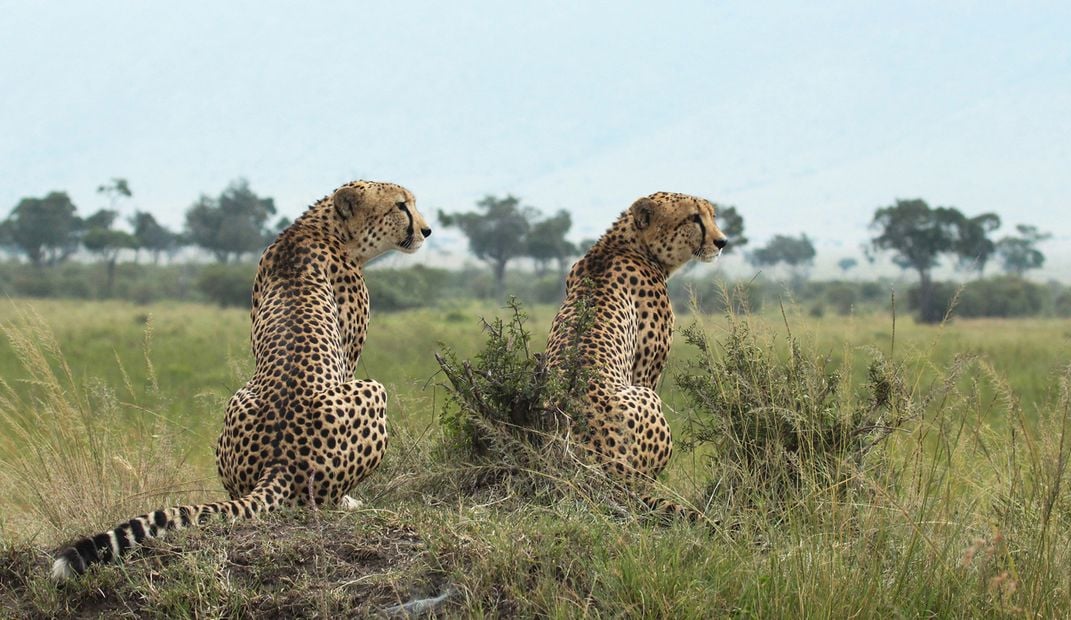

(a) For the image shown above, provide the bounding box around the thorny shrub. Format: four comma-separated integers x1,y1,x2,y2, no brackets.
436,297,594,466
675,297,918,512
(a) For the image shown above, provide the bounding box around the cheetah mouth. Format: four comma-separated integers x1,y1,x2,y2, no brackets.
398,234,422,253
695,246,722,263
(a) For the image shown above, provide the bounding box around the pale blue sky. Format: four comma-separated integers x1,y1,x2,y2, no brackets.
2,1,1069,276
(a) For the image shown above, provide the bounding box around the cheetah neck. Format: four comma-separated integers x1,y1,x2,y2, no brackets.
587,211,669,277
292,205,369,270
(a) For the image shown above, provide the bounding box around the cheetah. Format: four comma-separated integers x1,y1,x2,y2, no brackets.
51,181,430,579
544,192,728,519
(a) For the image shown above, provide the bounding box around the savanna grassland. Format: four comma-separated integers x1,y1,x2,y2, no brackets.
1,296,1070,617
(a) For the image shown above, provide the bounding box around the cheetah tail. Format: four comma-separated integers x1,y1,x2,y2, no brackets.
50,466,292,581
639,493,712,527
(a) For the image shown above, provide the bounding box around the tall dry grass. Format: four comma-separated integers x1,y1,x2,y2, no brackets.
0,306,211,546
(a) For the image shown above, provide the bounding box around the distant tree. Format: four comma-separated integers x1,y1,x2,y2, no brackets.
954,212,1002,276
577,238,599,255
0,220,13,257
526,209,576,278
440,194,537,298
185,179,277,262
837,257,858,275
82,209,137,296
130,211,180,264
869,198,992,323
860,243,879,266
716,205,747,254
96,178,132,209
272,216,293,237
748,233,816,279
82,208,116,232
2,192,82,266
996,224,1051,277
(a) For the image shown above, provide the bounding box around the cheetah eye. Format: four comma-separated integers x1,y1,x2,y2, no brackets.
396,202,407,210
691,214,702,223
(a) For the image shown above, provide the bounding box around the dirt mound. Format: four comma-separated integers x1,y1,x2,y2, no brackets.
0,509,454,618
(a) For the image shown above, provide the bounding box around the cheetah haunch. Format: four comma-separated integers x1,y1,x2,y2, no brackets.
52,181,430,579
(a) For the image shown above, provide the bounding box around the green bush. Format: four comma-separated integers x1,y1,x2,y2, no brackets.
0,261,200,302
824,281,858,315
2,265,57,298
436,298,593,464
475,271,567,306
195,263,255,308
1055,291,1071,318
366,265,452,311
669,277,767,315
675,311,915,511
914,276,1047,319
110,263,198,304
859,280,887,304
528,274,567,305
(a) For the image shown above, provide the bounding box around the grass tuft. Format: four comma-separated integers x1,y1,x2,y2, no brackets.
432,297,614,504
0,306,207,546
675,296,917,514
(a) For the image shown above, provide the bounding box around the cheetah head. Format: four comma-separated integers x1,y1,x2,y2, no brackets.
630,192,728,274
331,181,431,260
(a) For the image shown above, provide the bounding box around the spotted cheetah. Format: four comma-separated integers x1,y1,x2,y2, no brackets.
52,181,430,579
544,192,728,519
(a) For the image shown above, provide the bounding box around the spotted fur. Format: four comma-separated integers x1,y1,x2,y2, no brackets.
544,192,728,521
52,181,430,579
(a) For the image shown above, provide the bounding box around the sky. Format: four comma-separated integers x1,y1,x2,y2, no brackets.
2,1,1069,279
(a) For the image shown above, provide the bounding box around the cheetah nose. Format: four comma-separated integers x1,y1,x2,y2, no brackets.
714,237,728,249
421,227,432,238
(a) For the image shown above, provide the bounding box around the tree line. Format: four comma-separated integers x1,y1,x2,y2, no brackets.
0,178,285,262
0,179,1052,322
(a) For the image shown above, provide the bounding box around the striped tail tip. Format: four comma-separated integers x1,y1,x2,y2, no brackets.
51,549,85,581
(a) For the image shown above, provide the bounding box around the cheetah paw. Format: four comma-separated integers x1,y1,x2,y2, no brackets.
340,495,364,511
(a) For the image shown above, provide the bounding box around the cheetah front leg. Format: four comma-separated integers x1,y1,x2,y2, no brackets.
303,380,389,507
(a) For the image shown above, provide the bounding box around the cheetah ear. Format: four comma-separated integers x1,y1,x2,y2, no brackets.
333,186,363,220
630,197,656,231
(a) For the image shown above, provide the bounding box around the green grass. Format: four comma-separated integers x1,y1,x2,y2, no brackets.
1,298,1064,461
1,297,1070,617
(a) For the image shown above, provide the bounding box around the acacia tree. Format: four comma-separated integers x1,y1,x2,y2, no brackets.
837,257,859,276
748,233,816,280
2,192,82,265
526,209,576,278
955,212,1002,276
83,209,137,296
0,220,13,258
185,179,277,262
272,216,293,237
97,178,132,210
130,211,180,264
440,194,537,299
997,224,1051,277
870,198,995,323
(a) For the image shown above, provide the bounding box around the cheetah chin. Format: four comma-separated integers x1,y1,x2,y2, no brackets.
699,249,723,264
